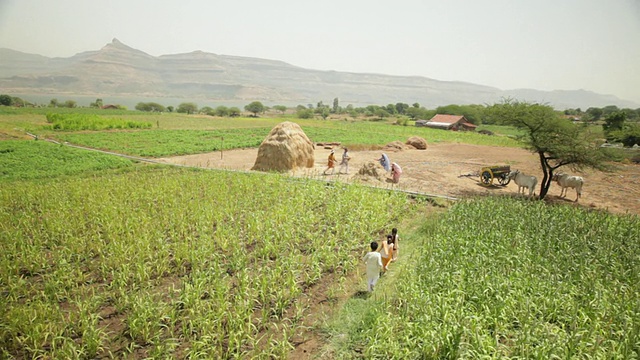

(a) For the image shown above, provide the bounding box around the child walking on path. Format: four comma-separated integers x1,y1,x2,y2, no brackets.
391,228,399,261
380,235,393,273
362,241,383,292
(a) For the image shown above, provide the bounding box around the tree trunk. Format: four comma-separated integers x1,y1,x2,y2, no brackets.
537,151,552,199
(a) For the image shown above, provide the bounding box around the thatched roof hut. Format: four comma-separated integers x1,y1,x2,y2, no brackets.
252,122,315,172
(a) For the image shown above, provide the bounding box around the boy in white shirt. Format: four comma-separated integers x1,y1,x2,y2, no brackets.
362,241,383,292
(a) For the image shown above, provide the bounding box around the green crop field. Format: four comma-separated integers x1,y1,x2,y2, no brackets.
327,198,640,358
1,108,638,359
0,166,413,358
0,140,134,181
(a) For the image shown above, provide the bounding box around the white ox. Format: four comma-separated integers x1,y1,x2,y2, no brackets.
507,170,538,198
552,172,584,202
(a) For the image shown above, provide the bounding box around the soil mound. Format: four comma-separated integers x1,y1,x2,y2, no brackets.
252,122,315,172
406,136,428,150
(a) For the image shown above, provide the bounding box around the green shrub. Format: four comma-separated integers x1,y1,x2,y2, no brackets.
44,113,152,131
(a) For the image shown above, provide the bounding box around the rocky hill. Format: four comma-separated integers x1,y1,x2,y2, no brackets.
0,39,637,109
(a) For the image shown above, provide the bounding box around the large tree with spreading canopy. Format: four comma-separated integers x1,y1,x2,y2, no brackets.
487,100,607,199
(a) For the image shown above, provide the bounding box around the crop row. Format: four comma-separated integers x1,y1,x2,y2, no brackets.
0,166,413,358
343,197,640,358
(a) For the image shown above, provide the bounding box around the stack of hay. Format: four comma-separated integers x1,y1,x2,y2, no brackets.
406,136,427,150
252,122,315,172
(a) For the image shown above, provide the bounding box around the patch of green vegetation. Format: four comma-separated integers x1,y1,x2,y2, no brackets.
328,197,640,358
0,113,47,138
42,118,519,157
0,140,134,181
2,109,522,153
0,106,140,116
44,113,152,131
54,128,272,157
304,121,521,148
476,124,526,137
0,166,412,359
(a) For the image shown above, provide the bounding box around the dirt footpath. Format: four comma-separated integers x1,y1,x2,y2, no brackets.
156,143,640,216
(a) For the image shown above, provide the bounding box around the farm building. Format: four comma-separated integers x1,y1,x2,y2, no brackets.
562,114,582,122
420,114,477,131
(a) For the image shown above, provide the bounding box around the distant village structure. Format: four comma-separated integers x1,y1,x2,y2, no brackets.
416,114,477,131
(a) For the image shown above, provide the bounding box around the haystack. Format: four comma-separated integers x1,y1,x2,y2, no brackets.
252,122,315,172
353,161,383,182
406,136,428,150
383,141,410,152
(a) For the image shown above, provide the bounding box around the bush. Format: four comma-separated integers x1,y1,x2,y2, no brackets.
296,109,314,119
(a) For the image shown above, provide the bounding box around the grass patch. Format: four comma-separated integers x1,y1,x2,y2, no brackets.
53,128,272,157
0,140,134,181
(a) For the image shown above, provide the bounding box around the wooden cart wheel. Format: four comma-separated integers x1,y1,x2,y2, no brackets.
497,173,511,186
480,169,494,186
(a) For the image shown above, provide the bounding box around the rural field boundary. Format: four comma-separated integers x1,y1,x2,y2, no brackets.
37,135,460,202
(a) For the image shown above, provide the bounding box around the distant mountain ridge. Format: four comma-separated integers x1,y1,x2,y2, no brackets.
0,39,637,109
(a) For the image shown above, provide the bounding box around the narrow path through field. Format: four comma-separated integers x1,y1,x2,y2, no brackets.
291,214,440,359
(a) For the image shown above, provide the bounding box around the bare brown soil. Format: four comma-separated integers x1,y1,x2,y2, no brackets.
157,143,640,216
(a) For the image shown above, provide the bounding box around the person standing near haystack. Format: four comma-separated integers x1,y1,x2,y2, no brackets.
338,148,351,174
377,153,391,173
323,149,338,175
391,162,403,183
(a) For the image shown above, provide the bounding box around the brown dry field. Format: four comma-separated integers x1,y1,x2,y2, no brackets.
157,143,640,216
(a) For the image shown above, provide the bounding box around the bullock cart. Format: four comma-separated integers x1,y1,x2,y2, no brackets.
479,165,511,186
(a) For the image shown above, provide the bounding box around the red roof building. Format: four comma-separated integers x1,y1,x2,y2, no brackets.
424,114,477,131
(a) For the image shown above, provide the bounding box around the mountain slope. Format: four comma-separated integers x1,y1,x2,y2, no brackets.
0,39,636,109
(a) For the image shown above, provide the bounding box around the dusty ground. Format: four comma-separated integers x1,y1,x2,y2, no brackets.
156,143,640,216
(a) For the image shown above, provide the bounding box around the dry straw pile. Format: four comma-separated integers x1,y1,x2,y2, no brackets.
353,161,383,182
406,136,428,150
252,121,315,172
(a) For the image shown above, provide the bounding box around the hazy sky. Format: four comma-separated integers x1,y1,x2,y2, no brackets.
1,0,639,103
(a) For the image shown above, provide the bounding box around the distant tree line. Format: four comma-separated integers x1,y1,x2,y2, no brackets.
292,99,506,125
2,94,639,144
289,99,640,126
